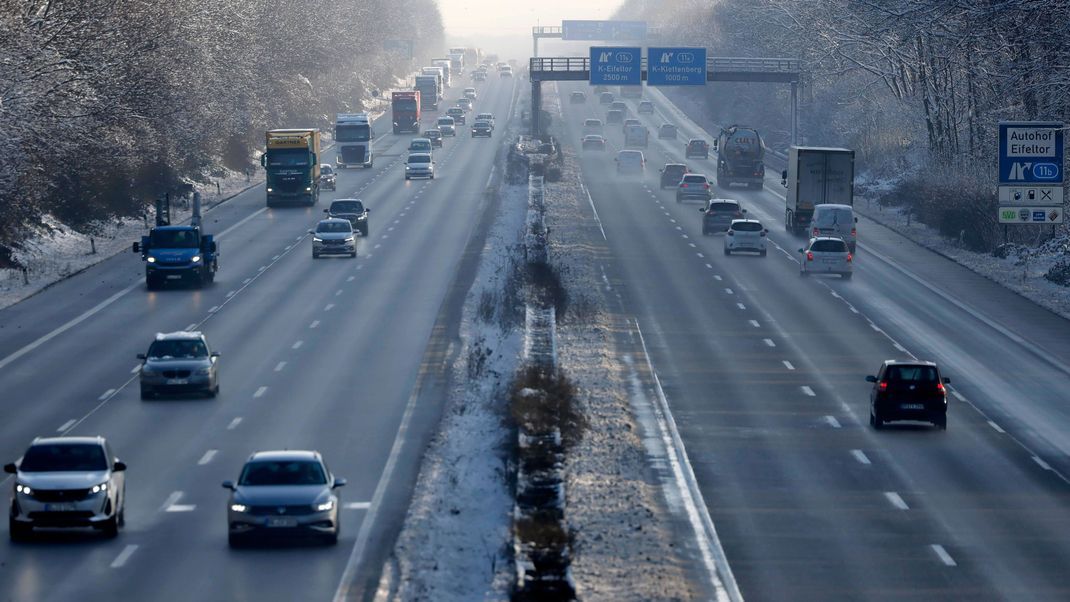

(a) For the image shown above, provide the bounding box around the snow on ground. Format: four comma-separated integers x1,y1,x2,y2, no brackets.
853,193,1070,321
0,168,263,311
381,174,527,601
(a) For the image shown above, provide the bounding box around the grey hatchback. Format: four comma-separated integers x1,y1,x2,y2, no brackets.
867,360,950,430
138,331,220,399
224,450,346,546
701,199,746,234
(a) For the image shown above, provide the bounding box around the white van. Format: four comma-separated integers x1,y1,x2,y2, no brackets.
811,204,857,252
615,150,645,175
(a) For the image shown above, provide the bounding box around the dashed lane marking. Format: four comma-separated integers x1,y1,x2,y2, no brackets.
198,450,218,465
988,420,1005,434
57,419,76,432
737,303,746,310
763,339,776,347
824,415,841,428
851,450,872,465
748,320,760,327
111,545,139,569
783,360,795,370
99,389,115,401
253,386,268,398
1033,456,1053,471
931,544,957,567
801,386,816,396
885,492,909,510
274,361,286,372
227,417,242,430
344,502,372,510
310,320,320,329
292,340,303,349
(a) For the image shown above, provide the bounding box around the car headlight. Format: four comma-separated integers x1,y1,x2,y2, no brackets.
15,484,32,496
191,255,201,263
90,482,108,495
405,166,411,170
344,237,354,243
267,187,273,192
195,366,212,375
230,503,248,513
356,214,367,220
316,499,335,512
146,256,156,263
305,187,312,192
313,237,324,242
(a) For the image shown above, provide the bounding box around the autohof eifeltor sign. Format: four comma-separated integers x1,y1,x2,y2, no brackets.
997,121,1064,224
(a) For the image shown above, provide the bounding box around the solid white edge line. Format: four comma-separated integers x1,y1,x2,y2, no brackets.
884,491,909,510
801,386,816,397
166,504,196,512
57,419,77,433
343,501,372,510
634,319,740,602
931,544,957,567
582,183,608,241
110,544,139,569
987,420,1005,434
782,360,795,370
1033,455,1053,471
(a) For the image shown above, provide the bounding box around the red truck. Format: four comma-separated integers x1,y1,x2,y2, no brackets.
392,91,421,134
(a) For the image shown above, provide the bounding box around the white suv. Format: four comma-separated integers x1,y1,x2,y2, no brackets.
724,219,768,256
6,436,127,540
799,237,853,279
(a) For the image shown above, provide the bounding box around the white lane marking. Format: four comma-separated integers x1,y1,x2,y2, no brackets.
226,290,236,298
253,386,268,398
324,304,335,312
848,306,859,314
285,245,292,251
98,389,115,401
988,420,1005,434
208,306,219,313
748,320,760,328
682,234,689,239
782,360,795,370
111,545,139,569
801,386,816,397
697,253,705,258
893,342,908,353
705,264,713,269
670,219,677,224
381,234,390,239
185,323,197,331
824,415,841,428
763,338,776,347
227,417,242,430
952,390,966,401
724,288,734,295
357,264,365,269
737,303,747,310
292,340,304,349
885,491,909,510
869,323,882,332
310,320,320,329
1033,456,1053,471
931,544,957,567
243,278,252,285
198,450,218,465
160,491,183,512
274,361,286,372
57,419,77,432
167,503,196,513
131,364,141,374
830,290,842,299
851,450,872,465
343,502,371,510
272,255,280,261
347,276,355,282
335,289,343,297
374,244,381,249
258,266,267,272
714,275,722,281
689,243,697,248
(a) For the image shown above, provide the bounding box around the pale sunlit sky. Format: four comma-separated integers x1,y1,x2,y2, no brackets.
436,0,621,36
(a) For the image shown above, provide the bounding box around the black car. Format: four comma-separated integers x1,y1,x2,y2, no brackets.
569,91,586,104
867,361,950,430
471,120,493,137
701,199,745,235
446,107,466,125
325,199,369,236
659,163,689,189
686,139,710,159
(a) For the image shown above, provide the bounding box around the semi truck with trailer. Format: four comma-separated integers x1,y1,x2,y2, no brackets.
432,59,452,88
132,193,218,289
392,91,421,134
334,113,374,168
414,75,440,111
714,125,767,190
781,146,855,235
262,129,321,206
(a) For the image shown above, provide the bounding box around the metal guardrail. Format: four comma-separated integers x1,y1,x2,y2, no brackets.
532,26,563,36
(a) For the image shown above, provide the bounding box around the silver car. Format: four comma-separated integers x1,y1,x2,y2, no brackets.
405,152,435,180
436,117,456,136
310,218,356,258
799,236,853,279
138,331,220,399
6,436,127,540
223,450,345,546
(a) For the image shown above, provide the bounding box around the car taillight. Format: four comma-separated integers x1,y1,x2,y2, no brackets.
812,227,820,237
806,252,814,261
937,382,945,393
704,183,710,189
735,212,743,218
846,253,853,262
681,183,688,188
879,381,887,391
851,227,857,237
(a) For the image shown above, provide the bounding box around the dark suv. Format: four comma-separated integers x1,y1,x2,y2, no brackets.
660,163,689,189
701,199,745,234
867,360,950,430
326,199,369,236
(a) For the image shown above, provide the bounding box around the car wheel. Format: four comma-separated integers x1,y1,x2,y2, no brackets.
312,252,319,259
349,252,357,258
361,226,369,237
724,248,731,256
934,415,947,430
140,386,153,401
759,249,767,257
843,273,853,280
228,533,246,548
9,518,31,542
207,385,218,398
101,514,119,538
872,410,884,430
702,228,709,236
118,505,126,527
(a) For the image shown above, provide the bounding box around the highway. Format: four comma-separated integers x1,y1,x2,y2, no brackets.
558,81,1070,601
0,73,518,601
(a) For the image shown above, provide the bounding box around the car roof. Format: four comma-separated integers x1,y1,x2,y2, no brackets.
814,204,853,211
730,218,762,225
408,152,432,159
155,331,204,341
810,236,846,242
683,173,708,179
411,137,431,143
618,150,643,157
709,198,739,204
30,436,105,447
153,225,196,232
664,163,686,168
661,123,676,128
689,139,707,144
247,450,321,463
583,134,603,139
882,359,938,367
318,218,351,226
331,198,362,205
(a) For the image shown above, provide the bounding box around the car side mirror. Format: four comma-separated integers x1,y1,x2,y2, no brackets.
222,480,235,490
324,209,329,214
333,477,347,489
208,241,217,253
865,375,877,383
308,229,315,234
137,353,147,360
365,208,371,213
132,242,140,253
854,217,859,223
712,141,719,151
741,209,747,213
3,463,16,474
798,248,805,253
942,377,951,384
699,208,705,213
113,461,127,472
211,352,220,358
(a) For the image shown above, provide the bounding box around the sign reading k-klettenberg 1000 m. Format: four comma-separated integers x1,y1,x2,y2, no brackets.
997,121,1065,224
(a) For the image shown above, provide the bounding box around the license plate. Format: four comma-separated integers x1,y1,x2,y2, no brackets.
167,378,189,385
44,503,77,512
900,403,925,410
166,275,182,280
267,517,298,528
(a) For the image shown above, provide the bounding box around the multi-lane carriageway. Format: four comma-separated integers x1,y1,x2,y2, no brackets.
0,74,519,600
558,80,1070,600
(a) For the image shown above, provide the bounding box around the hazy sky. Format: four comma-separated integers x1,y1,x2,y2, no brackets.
437,0,620,36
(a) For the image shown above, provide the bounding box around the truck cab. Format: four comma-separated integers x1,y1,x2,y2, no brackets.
262,129,321,206
335,113,374,168
133,225,218,290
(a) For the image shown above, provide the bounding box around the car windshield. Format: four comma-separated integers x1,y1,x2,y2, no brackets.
886,365,938,383
320,165,334,175
335,123,371,142
238,460,327,486
733,222,763,232
424,131,440,138
409,155,431,164
620,152,642,160
448,108,462,115
478,114,492,120
410,140,431,150
331,201,363,213
21,444,108,472
437,118,453,126
812,240,848,252
148,339,208,359
585,120,601,127
317,221,352,233
815,208,854,225
475,121,490,127
665,165,685,174
709,203,738,213
150,229,199,248
690,141,706,148
683,175,707,183
265,148,310,167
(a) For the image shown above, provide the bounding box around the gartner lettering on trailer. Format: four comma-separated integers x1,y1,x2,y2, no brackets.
590,46,642,86
998,121,1064,184
647,47,707,86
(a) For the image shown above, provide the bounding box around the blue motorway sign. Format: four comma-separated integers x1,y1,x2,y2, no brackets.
998,121,1063,184
647,47,707,86
590,47,641,86
562,20,647,41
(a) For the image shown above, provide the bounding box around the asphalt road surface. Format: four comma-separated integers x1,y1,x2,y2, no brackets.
558,81,1070,601
0,73,518,601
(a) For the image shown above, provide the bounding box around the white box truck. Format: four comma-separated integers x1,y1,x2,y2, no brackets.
781,147,854,235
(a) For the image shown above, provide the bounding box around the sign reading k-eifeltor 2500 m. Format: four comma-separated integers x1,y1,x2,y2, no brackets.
589,47,642,86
